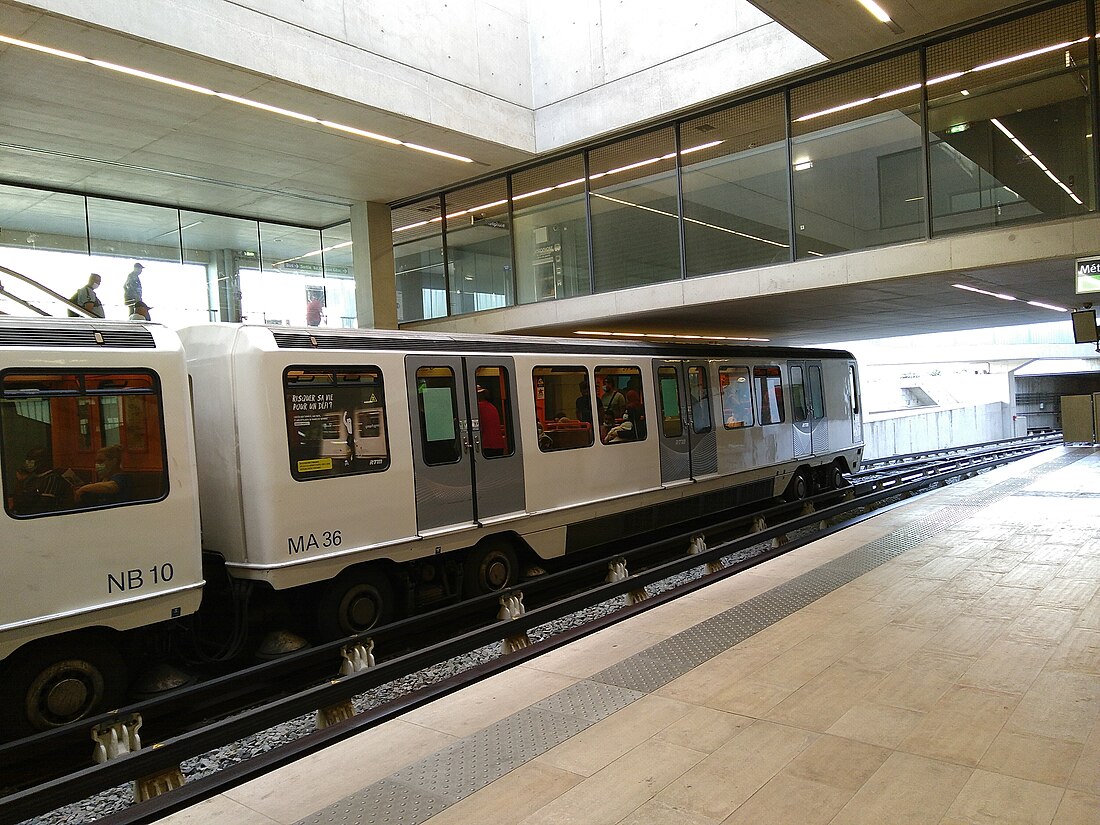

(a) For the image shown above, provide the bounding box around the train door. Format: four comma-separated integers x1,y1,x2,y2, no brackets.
788,360,828,457
405,356,524,534
653,360,718,484
847,361,863,443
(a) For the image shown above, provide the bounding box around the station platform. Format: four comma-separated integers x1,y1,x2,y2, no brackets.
161,446,1100,825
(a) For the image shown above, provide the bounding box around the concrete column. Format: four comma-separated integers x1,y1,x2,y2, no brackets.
350,201,398,329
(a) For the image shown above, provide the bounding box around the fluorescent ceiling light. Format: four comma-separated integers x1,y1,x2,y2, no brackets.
856,0,893,24
0,32,472,163
953,283,1016,301
1027,300,1068,312
990,118,1083,205
793,160,814,171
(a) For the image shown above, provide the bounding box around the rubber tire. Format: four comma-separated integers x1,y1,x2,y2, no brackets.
784,471,811,502
0,635,127,739
316,566,395,640
463,541,519,597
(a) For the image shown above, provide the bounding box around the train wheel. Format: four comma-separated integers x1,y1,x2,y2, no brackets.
829,462,847,490
317,566,395,640
784,471,811,502
463,540,518,597
0,635,127,738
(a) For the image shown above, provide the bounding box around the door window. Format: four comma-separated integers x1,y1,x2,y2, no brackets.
474,366,514,458
657,367,682,437
415,367,462,465
687,366,712,434
789,365,808,424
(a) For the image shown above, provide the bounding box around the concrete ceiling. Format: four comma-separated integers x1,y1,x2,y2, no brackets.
748,1,1037,61
0,2,530,228
498,257,1088,348
2,1,1090,349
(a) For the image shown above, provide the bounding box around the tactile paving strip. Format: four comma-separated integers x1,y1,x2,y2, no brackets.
295,452,1087,825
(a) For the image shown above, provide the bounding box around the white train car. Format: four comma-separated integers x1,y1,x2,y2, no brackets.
179,324,864,639
0,318,202,735
0,319,862,735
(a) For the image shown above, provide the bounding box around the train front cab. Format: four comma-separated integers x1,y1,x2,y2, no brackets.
0,319,202,737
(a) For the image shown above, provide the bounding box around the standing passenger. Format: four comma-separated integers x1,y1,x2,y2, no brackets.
123,262,144,313
477,385,506,457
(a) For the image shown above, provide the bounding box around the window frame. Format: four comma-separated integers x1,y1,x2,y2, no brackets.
753,365,786,425
594,365,646,445
719,365,755,429
533,365,594,452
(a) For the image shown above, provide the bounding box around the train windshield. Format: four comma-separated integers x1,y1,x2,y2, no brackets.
1,370,168,518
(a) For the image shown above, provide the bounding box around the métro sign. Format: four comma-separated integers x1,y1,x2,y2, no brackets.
1076,255,1100,294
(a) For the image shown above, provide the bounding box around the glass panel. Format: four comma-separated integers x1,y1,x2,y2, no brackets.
719,366,754,428
927,3,1093,233
474,366,514,458
181,211,259,324
533,366,593,452
657,366,683,437
681,95,792,277
513,154,590,304
445,179,513,315
594,366,645,444
848,364,860,414
1,370,167,517
809,365,825,421
0,187,92,318
392,198,446,322
88,198,182,321
320,222,357,328
754,365,786,424
414,367,461,465
791,52,925,259
589,128,681,291
249,223,325,327
789,365,807,423
688,366,712,433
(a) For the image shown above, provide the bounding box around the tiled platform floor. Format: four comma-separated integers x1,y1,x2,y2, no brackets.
161,446,1100,825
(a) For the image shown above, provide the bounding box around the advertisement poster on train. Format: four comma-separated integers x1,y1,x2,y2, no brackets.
285,374,388,479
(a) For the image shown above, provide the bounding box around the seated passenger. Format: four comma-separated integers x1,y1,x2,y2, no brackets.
75,445,129,506
11,447,67,514
606,408,638,443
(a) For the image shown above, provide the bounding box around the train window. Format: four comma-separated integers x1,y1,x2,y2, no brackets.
1,369,168,518
848,364,860,414
688,366,712,434
474,366,515,458
284,366,390,480
533,366,594,451
719,366,754,428
414,367,462,465
594,366,646,444
657,367,682,437
754,366,786,425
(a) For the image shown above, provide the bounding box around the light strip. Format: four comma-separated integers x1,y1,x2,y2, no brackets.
856,0,893,24
0,32,472,163
1027,300,1068,312
971,39,1081,73
273,240,353,267
593,193,789,249
575,330,770,342
990,118,1084,205
953,283,1016,301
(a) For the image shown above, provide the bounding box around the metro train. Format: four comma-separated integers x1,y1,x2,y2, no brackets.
0,317,864,736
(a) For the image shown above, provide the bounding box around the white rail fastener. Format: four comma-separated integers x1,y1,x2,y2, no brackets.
92,713,185,803
498,592,531,653
316,640,375,729
689,534,723,574
607,558,648,605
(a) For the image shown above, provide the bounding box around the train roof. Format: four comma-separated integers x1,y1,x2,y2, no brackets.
241,324,856,361
0,316,160,349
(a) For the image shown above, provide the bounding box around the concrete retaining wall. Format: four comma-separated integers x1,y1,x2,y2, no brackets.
862,402,1009,460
